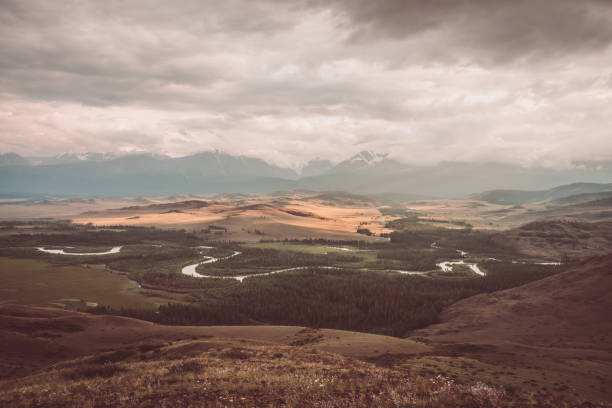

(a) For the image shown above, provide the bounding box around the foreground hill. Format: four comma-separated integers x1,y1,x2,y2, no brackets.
0,304,427,380
412,254,612,402
0,305,593,407
416,254,612,348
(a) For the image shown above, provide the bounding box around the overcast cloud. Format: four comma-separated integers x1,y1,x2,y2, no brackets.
1,0,611,169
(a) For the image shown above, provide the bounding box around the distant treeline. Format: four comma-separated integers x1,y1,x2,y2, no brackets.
0,226,202,247
389,228,516,258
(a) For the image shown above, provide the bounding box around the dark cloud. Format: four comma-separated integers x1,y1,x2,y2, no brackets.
0,0,611,167
314,0,612,64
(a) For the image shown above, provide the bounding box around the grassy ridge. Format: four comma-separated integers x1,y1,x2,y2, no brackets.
0,339,573,408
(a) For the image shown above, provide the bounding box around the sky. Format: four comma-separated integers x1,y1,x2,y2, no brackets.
1,0,612,169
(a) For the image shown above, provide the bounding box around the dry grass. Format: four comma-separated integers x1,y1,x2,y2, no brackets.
73,198,390,241
411,254,612,403
0,305,609,406
0,341,578,408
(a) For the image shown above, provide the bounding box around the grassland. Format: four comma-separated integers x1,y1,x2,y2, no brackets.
0,258,185,309
1,213,611,405
2,343,566,408
244,242,355,254
0,306,585,408
0,222,569,336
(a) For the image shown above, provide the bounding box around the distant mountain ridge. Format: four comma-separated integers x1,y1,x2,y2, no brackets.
1,150,612,198
25,152,124,166
550,190,612,205
0,151,297,197
472,183,612,205
0,153,29,167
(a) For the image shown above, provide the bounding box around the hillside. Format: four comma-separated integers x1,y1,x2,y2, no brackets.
415,254,612,348
0,305,590,407
410,254,612,402
551,191,612,205
472,183,612,205
493,220,612,260
71,195,388,241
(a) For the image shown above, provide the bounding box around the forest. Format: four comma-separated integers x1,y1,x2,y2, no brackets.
1,222,570,336
91,260,567,337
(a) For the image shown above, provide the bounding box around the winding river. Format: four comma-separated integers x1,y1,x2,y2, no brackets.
37,246,123,255
35,244,558,283
436,260,485,276
180,246,446,282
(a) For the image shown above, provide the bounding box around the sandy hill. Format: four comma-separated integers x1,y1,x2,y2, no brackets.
72,196,389,242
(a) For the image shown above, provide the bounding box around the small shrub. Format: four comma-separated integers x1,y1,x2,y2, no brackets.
62,363,126,380
220,349,249,360
168,360,202,374
89,349,136,364
138,344,162,353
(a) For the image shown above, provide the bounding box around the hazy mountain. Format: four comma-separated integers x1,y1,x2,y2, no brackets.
2,150,612,198
0,153,28,167
25,152,122,166
299,160,612,198
0,151,296,197
300,159,333,178
171,151,297,179
472,182,612,205
551,190,612,205
327,151,407,175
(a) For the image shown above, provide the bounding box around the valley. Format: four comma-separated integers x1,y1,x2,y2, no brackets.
4,1,612,405
1,189,611,406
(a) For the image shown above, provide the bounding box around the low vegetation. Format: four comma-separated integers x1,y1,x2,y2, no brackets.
0,341,577,408
1,222,570,336
93,261,565,337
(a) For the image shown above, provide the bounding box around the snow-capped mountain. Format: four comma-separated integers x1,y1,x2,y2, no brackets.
26,152,122,166
327,151,406,174
2,150,612,198
0,151,297,197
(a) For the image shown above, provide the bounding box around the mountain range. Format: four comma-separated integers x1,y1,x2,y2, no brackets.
1,150,612,199
471,182,612,205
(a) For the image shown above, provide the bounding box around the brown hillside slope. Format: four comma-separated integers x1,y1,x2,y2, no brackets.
409,254,612,402
0,304,427,380
416,253,612,348
0,305,592,408
493,220,612,261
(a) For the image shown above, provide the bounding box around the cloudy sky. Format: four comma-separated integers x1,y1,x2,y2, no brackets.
1,0,612,169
